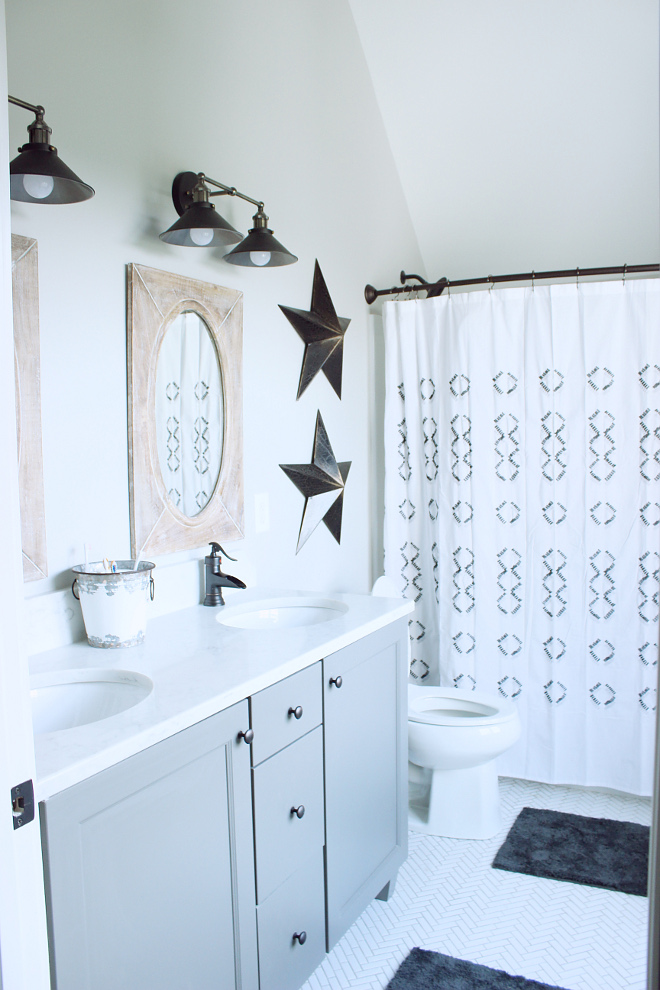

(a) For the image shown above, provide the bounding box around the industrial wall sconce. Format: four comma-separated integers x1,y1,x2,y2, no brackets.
8,96,94,204
160,171,297,268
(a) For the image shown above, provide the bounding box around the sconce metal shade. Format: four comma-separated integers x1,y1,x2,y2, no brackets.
159,200,243,247
10,144,95,203
224,224,298,268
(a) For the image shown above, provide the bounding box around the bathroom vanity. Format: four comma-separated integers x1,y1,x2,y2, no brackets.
31,591,412,990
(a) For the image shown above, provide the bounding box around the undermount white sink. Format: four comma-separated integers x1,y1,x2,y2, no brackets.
217,597,349,630
31,669,153,734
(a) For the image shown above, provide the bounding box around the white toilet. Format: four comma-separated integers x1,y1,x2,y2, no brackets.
408,685,521,840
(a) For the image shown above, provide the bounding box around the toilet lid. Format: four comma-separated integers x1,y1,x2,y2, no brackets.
408,686,516,726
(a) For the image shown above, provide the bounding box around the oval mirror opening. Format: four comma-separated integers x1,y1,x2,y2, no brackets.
155,311,224,518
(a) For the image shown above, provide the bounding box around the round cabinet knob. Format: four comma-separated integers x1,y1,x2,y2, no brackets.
288,705,303,720
293,931,307,945
329,675,343,689
237,728,254,745
290,804,305,819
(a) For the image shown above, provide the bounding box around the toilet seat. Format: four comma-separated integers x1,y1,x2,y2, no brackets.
408,685,516,727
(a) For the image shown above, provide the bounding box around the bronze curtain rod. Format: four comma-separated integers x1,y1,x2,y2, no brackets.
364,263,660,305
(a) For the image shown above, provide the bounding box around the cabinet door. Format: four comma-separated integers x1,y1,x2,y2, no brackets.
323,619,409,948
40,702,258,990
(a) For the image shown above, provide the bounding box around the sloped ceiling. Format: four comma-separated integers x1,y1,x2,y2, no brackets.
349,0,659,284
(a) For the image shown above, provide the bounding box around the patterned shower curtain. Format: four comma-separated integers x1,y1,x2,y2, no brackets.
383,279,660,795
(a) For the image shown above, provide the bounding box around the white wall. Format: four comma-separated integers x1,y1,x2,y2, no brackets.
12,0,656,651
6,0,422,647
349,0,659,279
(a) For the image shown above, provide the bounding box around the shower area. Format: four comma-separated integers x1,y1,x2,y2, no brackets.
379,272,660,796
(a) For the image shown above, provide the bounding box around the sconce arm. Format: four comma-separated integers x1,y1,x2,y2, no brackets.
201,174,264,212
8,95,44,115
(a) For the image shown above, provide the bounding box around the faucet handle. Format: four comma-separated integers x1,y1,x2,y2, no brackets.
208,541,238,562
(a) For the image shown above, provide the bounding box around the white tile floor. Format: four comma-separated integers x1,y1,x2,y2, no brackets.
302,777,652,990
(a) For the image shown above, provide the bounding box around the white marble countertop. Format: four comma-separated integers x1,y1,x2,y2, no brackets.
30,588,413,800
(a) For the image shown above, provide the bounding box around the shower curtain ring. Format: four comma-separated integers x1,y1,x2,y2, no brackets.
531,271,535,291
623,263,627,286
576,267,580,286
488,275,493,292
446,279,451,297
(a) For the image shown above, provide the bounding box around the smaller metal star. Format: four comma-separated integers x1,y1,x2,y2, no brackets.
279,260,350,400
280,412,351,553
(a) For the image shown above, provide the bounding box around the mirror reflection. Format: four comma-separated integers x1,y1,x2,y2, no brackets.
155,310,224,518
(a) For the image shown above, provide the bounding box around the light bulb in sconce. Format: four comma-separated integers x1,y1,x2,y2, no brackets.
22,173,54,199
189,227,214,246
250,251,271,267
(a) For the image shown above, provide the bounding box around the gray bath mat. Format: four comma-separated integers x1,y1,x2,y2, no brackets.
492,807,649,896
385,948,568,989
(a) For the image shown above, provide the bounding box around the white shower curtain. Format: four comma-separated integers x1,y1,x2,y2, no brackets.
383,279,660,795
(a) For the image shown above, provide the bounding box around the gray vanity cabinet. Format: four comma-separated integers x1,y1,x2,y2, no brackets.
38,617,409,990
323,618,409,948
39,701,258,990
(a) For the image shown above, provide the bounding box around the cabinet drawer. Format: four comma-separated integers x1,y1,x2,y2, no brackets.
250,661,322,764
253,725,324,903
257,852,326,990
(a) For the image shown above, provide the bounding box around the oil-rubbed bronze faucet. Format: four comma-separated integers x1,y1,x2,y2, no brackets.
203,542,246,606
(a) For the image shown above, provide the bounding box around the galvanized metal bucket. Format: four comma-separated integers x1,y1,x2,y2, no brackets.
72,561,155,648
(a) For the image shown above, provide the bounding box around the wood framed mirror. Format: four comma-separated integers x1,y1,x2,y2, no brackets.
12,234,48,581
126,264,243,558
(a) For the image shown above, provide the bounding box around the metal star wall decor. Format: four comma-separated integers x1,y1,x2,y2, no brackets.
280,411,351,553
279,260,350,399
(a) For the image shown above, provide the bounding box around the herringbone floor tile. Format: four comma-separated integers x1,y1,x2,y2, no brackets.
302,777,651,990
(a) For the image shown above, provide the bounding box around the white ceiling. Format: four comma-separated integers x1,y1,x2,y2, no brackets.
348,0,659,283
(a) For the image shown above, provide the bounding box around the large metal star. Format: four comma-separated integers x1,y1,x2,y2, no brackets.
279,260,350,399
280,412,351,553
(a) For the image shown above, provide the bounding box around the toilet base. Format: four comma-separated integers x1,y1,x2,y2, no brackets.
408,760,501,840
